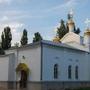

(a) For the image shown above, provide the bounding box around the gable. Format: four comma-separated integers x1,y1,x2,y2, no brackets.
60,32,81,44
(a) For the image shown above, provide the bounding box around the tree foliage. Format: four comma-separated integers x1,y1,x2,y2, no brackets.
57,19,68,39
0,47,5,55
1,26,12,50
74,27,80,34
33,32,43,42
21,29,28,46
1,32,5,49
56,19,80,39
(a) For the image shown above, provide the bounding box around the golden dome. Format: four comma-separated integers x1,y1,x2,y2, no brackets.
84,28,90,36
53,36,60,43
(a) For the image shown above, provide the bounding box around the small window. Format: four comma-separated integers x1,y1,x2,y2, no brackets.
54,64,58,79
75,66,78,79
68,65,72,79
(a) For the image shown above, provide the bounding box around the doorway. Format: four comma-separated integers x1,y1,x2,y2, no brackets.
16,63,29,89
20,70,28,88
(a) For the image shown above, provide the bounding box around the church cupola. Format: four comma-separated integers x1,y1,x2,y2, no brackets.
67,10,75,32
84,18,90,46
84,28,90,46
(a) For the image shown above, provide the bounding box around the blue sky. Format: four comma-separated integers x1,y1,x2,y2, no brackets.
0,0,90,45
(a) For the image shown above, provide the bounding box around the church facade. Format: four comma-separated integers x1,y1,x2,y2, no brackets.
0,13,90,90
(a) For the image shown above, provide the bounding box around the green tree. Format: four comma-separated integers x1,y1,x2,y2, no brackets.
0,47,5,55
21,29,28,46
56,19,80,40
57,19,68,39
74,27,80,34
1,32,5,49
33,32,43,42
1,26,12,50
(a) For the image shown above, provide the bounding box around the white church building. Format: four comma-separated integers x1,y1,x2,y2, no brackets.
0,12,90,90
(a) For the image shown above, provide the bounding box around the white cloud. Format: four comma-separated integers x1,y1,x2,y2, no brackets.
1,16,9,21
11,31,22,46
0,22,23,31
0,22,24,46
0,0,85,45
44,0,78,12
0,0,12,4
0,0,31,4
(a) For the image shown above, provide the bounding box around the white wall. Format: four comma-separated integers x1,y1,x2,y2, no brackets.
42,44,89,81
5,45,41,81
17,45,41,81
5,49,18,67
4,41,90,82
0,54,15,81
87,53,90,80
0,56,9,81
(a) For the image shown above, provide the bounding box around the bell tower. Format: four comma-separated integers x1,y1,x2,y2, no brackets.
67,10,75,32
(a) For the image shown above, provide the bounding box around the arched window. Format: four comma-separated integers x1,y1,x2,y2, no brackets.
68,65,72,79
54,64,58,79
75,66,78,79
